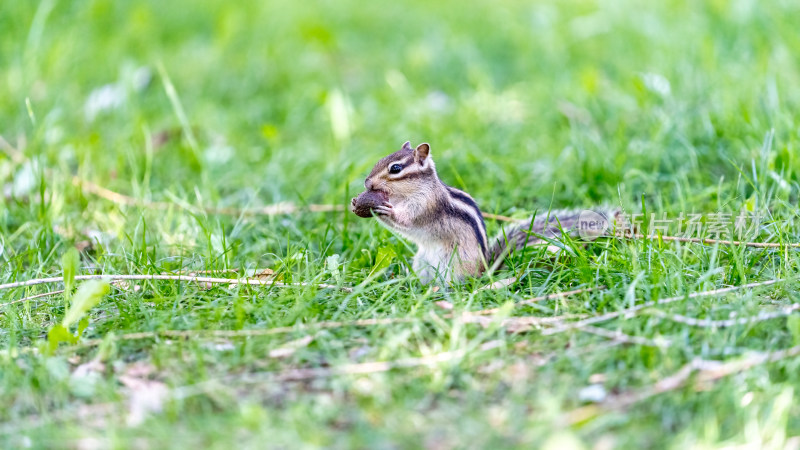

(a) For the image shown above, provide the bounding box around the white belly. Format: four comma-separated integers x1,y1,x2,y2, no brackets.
413,244,455,284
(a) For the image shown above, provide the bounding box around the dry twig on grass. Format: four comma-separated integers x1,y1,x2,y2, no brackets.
0,290,66,310
235,348,471,382
173,346,489,400
0,274,352,294
579,325,672,348
73,317,418,348
1,348,479,433
543,279,786,336
73,177,342,215
463,285,608,317
646,303,800,328
456,314,584,333
74,176,520,221
4,141,518,222
616,232,800,249
565,344,800,424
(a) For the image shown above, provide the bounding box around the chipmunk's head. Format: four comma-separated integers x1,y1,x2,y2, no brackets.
364,141,438,199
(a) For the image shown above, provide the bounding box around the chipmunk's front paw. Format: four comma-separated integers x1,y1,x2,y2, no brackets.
372,202,394,217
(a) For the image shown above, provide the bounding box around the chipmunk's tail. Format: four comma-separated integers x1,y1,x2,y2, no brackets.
487,208,622,267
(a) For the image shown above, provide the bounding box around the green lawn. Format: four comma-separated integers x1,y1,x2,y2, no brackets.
2,0,800,447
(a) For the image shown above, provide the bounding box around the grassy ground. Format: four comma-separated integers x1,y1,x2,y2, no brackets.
2,0,800,447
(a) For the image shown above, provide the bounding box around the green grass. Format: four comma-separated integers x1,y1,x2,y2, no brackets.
2,0,800,447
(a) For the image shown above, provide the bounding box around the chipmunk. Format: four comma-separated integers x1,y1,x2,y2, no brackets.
351,141,619,284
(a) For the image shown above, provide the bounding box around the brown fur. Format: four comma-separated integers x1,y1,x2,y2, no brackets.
357,141,618,284
360,142,487,284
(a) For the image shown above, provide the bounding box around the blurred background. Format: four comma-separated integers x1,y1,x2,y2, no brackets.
3,0,799,215
3,2,800,446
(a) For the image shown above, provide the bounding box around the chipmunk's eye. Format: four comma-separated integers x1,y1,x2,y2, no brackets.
389,164,403,174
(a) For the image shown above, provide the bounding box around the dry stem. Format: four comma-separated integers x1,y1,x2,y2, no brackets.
543,279,785,335
0,290,66,309
617,232,800,249
0,274,351,293
565,344,800,424
464,285,607,317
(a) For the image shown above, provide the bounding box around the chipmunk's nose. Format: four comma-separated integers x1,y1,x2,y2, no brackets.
365,178,374,191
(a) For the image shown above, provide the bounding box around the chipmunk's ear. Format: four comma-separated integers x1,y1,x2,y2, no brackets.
414,143,430,165
401,141,412,152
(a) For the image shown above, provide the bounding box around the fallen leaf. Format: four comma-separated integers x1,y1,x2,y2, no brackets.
434,300,454,310
75,240,93,252
120,376,168,426
589,373,607,384
253,268,275,279
118,361,168,427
